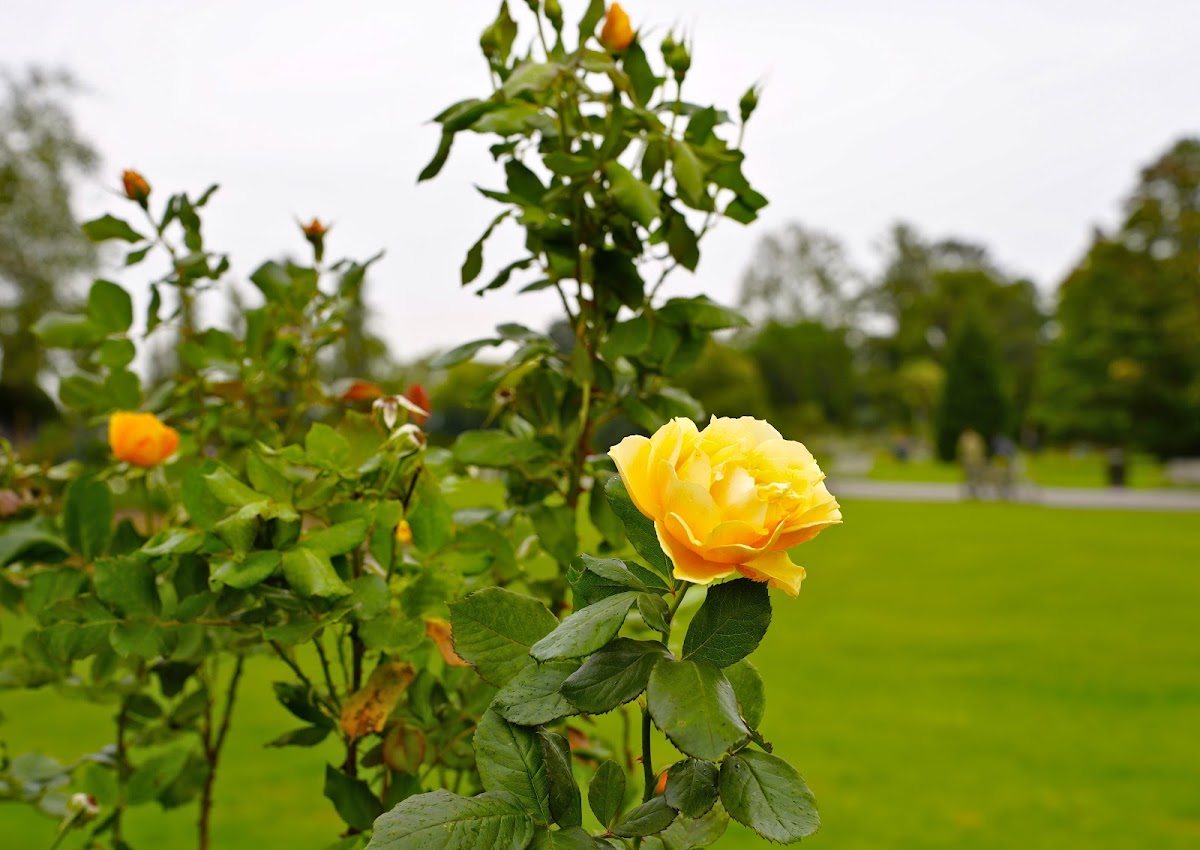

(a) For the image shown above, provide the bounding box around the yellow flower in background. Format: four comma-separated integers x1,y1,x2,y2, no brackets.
395,519,413,545
599,3,634,51
108,411,179,467
610,417,841,596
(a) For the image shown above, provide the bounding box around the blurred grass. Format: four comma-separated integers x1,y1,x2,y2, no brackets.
3,499,1198,849
866,451,1168,489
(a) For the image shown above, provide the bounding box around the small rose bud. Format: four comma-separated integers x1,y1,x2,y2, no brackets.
654,770,669,796
373,396,401,431
121,169,151,206
395,519,413,545
68,793,100,819
664,38,691,81
599,3,635,52
739,85,760,123
342,380,385,402
300,218,328,262
405,384,431,426
545,0,563,30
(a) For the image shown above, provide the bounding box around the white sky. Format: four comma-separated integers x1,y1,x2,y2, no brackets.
4,0,1199,358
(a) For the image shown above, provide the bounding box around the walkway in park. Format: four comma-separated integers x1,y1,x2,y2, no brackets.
829,479,1200,512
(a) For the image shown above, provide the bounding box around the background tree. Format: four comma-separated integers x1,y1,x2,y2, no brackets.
1038,138,1200,457
747,320,857,436
738,221,862,327
0,67,97,433
676,338,771,422
934,308,1012,461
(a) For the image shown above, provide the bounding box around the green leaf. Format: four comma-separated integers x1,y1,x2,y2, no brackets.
494,661,581,726
265,726,331,748
684,107,718,145
605,162,659,227
87,280,134,333
592,249,645,309
567,554,663,608
543,152,596,177
602,477,672,584
419,130,455,182
723,659,766,729
110,621,162,658
306,422,351,469
281,547,351,598
666,215,699,271
33,313,105,348
0,518,68,566
588,760,626,828
646,659,749,760
505,161,545,203
579,0,605,43
210,550,281,590
657,295,747,331
682,579,771,668
671,143,706,206
274,681,334,727
407,473,454,554
718,750,819,843
366,789,533,850
431,337,502,368
600,315,651,359
561,638,668,714
655,803,729,849
530,591,640,661
246,453,293,503
453,430,552,467
613,795,677,837
126,747,189,805
213,504,260,554
502,62,560,97
183,466,226,530
528,502,577,565
665,759,719,818
96,337,136,368
63,475,112,560
622,41,658,106
474,709,551,824
303,519,368,557
637,592,670,635
104,368,142,409
538,729,582,828
324,764,384,831
82,214,145,243
94,557,159,617
449,587,559,686
203,467,268,509
463,212,510,285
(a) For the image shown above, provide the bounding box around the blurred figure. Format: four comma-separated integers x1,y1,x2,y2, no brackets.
957,429,986,499
1106,446,1127,488
991,433,1017,500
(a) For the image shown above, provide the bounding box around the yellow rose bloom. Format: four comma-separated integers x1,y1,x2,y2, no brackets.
108,411,179,467
609,416,841,596
599,3,635,51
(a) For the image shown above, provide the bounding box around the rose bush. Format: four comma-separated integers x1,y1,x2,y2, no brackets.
611,416,841,595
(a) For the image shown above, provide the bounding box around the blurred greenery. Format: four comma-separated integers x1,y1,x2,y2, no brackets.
4,498,1197,849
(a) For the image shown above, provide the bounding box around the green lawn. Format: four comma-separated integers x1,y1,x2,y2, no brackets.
866,450,1169,489
3,500,1198,849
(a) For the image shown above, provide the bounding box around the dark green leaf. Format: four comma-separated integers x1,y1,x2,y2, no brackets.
718,750,819,843
579,0,605,43
82,214,145,243
209,550,281,590
622,41,657,106
104,368,141,409
449,587,559,686
538,729,582,828
600,315,651,359
561,638,668,714
474,709,551,824
671,143,706,207
453,430,553,467
502,62,560,97
665,759,719,818
110,621,162,658
87,280,134,333
602,477,672,584
592,249,645,309
528,502,577,565
281,547,351,598
63,475,112,560
265,726,331,748
682,579,770,668
637,592,670,635
657,295,747,331
324,764,384,831
613,796,676,837
530,591,639,661
543,153,596,177
96,338,136,368
303,519,369,557
494,661,581,726
431,337,502,368
647,659,749,760
656,803,729,850
463,212,511,285
273,682,334,727
94,557,159,617
0,518,68,566
419,130,455,182
588,760,626,827
605,162,659,227
723,659,766,729
666,215,699,271
366,789,533,850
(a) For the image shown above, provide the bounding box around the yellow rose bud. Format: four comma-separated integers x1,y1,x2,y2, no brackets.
609,417,841,596
395,519,413,545
121,169,150,205
108,411,179,467
599,3,635,52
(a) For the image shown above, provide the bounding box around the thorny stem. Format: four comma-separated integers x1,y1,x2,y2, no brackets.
640,702,655,802
111,697,130,849
269,641,339,717
314,636,342,711
199,656,244,850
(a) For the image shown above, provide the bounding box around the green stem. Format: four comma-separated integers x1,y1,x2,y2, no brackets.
640,703,655,802
198,656,244,850
314,635,342,710
666,583,691,625
112,697,130,849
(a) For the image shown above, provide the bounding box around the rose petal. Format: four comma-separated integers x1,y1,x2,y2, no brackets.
738,550,807,596
609,434,657,516
654,520,735,585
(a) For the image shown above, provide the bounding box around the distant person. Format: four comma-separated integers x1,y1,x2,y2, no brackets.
1106,446,1127,488
957,429,987,499
991,433,1017,500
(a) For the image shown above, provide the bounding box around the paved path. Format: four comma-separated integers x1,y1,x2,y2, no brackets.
829,479,1200,512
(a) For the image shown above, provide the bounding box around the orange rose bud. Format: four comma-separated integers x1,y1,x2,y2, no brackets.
108,411,179,467
342,380,385,402
405,384,431,426
599,3,634,51
300,218,328,262
121,169,150,205
655,770,669,796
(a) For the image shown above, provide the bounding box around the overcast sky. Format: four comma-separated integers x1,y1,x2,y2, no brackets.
5,0,1199,358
